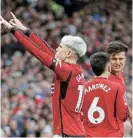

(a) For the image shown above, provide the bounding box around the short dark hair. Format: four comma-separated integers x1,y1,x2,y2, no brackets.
106,41,129,55
90,52,110,76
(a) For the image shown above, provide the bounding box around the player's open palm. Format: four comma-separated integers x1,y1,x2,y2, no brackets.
9,12,27,31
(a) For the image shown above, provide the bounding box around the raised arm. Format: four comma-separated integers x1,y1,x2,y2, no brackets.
1,15,73,81
10,12,55,56
11,29,72,81
24,29,55,56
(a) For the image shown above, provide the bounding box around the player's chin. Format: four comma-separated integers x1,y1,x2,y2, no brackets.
114,68,122,72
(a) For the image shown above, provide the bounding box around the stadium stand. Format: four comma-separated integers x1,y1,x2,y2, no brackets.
1,0,132,137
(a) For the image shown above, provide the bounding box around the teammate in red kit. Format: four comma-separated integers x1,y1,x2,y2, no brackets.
82,52,129,137
107,41,132,136
0,13,87,137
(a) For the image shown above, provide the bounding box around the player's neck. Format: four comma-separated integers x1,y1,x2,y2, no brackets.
111,70,119,76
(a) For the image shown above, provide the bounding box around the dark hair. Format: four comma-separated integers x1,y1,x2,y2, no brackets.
106,41,129,55
90,52,110,76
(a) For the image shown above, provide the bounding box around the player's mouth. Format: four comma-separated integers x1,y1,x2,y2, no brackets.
114,65,121,69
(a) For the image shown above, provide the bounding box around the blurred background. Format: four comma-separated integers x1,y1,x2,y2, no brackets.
1,0,132,137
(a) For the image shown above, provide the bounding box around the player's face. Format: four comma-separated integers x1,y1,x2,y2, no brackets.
110,51,126,74
55,45,69,61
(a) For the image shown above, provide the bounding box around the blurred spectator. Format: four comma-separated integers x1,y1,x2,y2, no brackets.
1,0,132,137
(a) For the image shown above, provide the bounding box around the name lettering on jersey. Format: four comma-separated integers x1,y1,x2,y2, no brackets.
85,83,111,93
76,73,84,82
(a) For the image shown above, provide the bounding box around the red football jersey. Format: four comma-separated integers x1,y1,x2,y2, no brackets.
51,64,85,136
12,29,85,136
109,72,125,95
108,72,126,136
82,77,129,137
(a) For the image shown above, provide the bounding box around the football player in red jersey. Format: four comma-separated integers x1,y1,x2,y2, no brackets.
107,41,132,136
82,52,129,137
0,14,87,137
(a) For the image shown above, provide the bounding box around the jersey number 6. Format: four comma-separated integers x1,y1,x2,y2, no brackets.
88,97,105,124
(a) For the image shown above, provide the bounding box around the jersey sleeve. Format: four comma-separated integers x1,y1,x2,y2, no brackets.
24,29,55,56
11,29,72,81
49,57,73,81
116,85,129,122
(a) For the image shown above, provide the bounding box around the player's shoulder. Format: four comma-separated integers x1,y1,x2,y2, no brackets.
85,78,93,86
70,64,81,71
119,71,124,79
107,78,120,86
71,64,85,77
63,63,82,73
86,77,120,88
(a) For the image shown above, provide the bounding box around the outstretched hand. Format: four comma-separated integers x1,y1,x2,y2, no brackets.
0,15,13,30
9,12,27,31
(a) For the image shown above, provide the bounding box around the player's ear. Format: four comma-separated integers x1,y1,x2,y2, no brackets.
66,50,72,58
107,63,111,72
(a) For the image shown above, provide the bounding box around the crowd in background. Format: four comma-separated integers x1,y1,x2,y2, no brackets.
1,0,132,137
